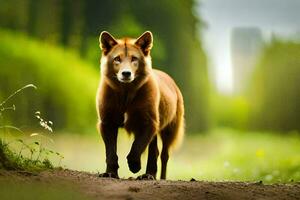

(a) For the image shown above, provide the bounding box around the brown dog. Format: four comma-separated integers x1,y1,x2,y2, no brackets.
96,31,184,180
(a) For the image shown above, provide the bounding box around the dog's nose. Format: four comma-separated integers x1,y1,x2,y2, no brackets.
122,71,131,78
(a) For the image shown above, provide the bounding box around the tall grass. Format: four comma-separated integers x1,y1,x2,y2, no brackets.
0,84,61,171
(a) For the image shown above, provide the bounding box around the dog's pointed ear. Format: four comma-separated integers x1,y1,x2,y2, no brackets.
99,31,118,55
135,31,153,56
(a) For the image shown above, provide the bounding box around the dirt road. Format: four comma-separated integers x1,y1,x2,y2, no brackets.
0,169,299,200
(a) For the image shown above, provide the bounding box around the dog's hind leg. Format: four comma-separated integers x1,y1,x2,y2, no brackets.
160,126,172,180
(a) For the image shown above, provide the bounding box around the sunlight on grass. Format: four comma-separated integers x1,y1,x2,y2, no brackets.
168,129,300,183
5,129,300,183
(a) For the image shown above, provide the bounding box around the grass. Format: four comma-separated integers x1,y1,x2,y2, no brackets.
0,84,59,171
172,129,300,183
0,139,53,171
44,129,300,183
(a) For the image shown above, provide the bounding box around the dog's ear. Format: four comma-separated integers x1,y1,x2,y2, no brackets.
99,31,118,55
135,31,153,56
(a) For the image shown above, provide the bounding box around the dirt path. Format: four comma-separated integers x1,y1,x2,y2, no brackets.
0,169,300,200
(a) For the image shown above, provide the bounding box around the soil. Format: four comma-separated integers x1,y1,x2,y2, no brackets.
0,169,300,200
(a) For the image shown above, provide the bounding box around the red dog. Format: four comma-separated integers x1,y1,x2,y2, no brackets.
96,31,184,180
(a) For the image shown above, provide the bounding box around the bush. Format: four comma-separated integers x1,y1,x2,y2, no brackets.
0,29,98,133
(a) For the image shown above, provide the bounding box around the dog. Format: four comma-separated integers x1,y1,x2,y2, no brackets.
96,31,184,180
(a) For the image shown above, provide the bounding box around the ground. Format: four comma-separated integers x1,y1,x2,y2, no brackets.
1,169,300,200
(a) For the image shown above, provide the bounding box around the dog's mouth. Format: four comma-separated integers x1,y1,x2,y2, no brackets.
118,77,134,83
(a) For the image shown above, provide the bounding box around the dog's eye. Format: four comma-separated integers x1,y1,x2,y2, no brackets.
114,56,121,62
131,56,138,62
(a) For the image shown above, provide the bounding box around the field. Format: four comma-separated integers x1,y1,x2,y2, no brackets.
4,129,300,183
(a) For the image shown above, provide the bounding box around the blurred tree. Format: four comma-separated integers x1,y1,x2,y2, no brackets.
59,0,84,50
0,0,29,31
248,38,300,132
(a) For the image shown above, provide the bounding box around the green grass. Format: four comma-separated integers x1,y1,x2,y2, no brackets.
42,129,300,183
0,84,61,171
171,129,300,183
0,139,53,171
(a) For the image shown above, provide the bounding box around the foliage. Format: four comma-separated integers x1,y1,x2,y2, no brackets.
211,93,250,130
0,139,54,171
248,39,300,131
0,29,98,132
0,84,62,171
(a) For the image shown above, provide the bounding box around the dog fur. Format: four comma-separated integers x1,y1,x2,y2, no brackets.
96,31,184,180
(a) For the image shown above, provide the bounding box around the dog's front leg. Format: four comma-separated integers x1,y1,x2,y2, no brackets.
99,122,119,178
126,119,157,174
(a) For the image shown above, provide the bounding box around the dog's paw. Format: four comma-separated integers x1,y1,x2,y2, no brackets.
98,172,119,179
127,159,141,173
136,174,155,180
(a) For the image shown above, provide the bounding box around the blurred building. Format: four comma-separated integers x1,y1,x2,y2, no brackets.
231,27,263,93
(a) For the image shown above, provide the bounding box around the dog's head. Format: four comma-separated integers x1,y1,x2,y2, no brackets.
99,31,153,85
